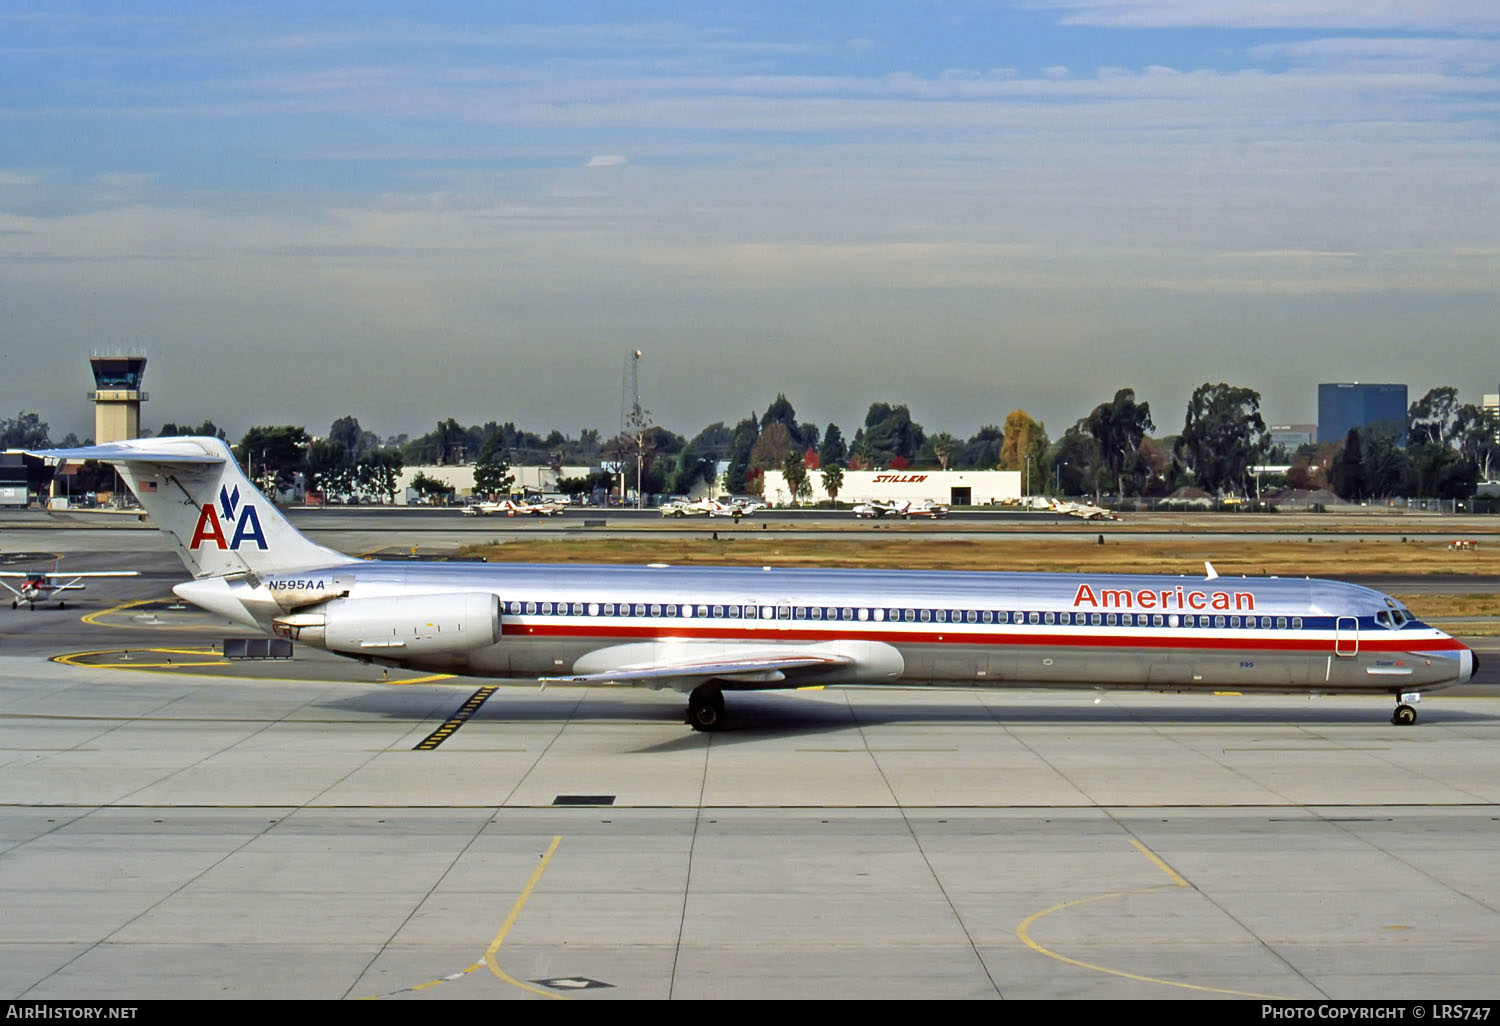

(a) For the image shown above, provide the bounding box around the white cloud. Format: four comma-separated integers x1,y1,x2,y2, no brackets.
1032,1,1500,31
585,154,629,168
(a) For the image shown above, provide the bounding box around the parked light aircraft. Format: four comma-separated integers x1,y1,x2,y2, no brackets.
852,500,904,518
1051,499,1116,521
30,438,1477,730
852,499,947,519
1,565,139,609
462,498,565,517
661,498,749,519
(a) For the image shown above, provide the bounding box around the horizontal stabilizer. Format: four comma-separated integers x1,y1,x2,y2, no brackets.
28,440,227,466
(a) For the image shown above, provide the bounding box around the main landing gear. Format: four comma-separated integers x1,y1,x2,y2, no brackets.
687,685,726,732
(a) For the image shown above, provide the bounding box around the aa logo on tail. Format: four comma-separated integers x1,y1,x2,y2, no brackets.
189,485,267,550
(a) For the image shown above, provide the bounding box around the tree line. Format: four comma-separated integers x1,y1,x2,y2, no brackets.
6,382,1496,504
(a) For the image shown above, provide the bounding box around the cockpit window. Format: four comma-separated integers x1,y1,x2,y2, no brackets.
1376,611,1393,629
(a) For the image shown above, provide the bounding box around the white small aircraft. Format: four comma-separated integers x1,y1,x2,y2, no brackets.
462,498,565,518
1051,499,1116,521
1,565,140,610
852,500,904,519
905,500,950,519
662,498,749,519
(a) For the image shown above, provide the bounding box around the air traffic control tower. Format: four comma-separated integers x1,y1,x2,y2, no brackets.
88,352,148,443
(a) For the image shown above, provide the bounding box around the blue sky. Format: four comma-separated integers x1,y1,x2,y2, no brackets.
3,1,1498,443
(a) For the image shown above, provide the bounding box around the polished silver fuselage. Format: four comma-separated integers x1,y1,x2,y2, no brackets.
207,561,1474,695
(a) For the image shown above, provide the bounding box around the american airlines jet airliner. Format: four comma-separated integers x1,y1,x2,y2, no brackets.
32,438,1475,730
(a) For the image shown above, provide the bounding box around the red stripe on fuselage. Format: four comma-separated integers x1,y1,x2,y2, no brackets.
504,622,1468,654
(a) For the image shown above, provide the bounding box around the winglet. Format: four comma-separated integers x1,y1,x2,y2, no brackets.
1204,561,1219,581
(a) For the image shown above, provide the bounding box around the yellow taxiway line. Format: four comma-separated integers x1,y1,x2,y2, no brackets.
1016,837,1287,999
485,834,566,998
361,835,566,1000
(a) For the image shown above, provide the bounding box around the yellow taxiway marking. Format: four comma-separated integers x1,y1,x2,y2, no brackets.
52,649,230,669
486,834,567,998
81,598,228,631
360,835,564,1000
51,648,453,685
1016,838,1287,999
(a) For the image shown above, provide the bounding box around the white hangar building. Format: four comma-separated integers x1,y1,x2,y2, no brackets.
760,468,1022,507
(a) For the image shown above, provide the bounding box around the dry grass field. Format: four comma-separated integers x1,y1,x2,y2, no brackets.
465,534,1497,577
463,535,1499,627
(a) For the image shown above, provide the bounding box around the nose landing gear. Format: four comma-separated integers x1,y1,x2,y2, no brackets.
1391,694,1420,726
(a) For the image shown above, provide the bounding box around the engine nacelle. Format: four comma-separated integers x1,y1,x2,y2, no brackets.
273,592,501,657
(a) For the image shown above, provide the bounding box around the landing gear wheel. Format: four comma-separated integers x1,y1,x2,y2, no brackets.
687,686,726,732
1392,703,1417,726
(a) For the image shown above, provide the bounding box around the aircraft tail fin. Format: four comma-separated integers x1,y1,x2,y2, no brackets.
29,437,355,579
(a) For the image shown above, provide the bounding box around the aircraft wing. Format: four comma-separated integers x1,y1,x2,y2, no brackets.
0,571,140,581
540,650,853,688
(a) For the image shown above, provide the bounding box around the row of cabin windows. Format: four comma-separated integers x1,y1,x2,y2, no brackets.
502,600,1304,631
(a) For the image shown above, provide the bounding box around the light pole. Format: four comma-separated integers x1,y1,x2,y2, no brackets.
631,350,644,509
1055,461,1068,496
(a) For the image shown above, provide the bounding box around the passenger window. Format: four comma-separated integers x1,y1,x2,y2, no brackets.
1044,612,1055,625
1293,617,1302,629
982,610,993,624
1276,616,1286,629
588,603,599,616
858,608,869,621
1029,612,1039,625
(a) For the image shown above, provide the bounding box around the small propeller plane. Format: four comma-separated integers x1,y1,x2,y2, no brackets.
0,564,140,610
